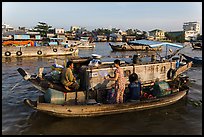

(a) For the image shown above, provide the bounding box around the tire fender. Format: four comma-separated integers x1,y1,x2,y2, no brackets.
53,48,57,52
37,50,42,55
5,51,11,56
16,51,22,56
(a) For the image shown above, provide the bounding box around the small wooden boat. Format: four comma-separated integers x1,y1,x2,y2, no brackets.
109,42,162,51
180,53,202,66
91,54,102,59
109,39,170,51
77,41,96,48
18,61,191,117
74,37,96,48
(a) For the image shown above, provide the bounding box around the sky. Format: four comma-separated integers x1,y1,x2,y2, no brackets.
2,2,202,34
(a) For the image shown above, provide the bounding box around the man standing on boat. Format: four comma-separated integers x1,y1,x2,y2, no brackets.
105,59,126,103
61,61,79,91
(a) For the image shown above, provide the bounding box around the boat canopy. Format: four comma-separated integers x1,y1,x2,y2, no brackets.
128,39,184,48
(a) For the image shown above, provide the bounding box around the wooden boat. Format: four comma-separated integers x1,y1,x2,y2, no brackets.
109,42,162,51
2,45,79,57
180,53,202,66
67,37,95,48
76,41,96,48
109,39,164,51
191,42,202,50
17,53,192,117
23,75,190,117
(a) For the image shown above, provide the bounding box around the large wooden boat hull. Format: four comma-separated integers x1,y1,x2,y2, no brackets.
109,43,162,51
24,89,188,117
2,45,79,57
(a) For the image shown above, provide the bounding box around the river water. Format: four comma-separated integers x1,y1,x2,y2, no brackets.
2,42,202,135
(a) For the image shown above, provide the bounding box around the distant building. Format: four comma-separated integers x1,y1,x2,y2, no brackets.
183,22,200,32
55,28,65,34
184,30,199,41
70,26,81,32
183,21,200,41
47,33,55,38
96,35,107,42
2,23,14,33
18,26,29,32
65,31,76,40
165,31,185,42
148,29,166,41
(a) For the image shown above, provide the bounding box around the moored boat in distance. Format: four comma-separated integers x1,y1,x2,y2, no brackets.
77,41,96,48
2,45,79,57
109,39,163,51
74,36,96,48
180,53,202,66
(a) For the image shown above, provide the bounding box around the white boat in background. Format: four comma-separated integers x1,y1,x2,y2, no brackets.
77,41,96,48
91,54,102,59
77,37,96,48
2,45,79,57
49,37,95,49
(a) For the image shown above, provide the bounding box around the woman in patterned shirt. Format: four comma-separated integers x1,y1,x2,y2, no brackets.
105,59,126,103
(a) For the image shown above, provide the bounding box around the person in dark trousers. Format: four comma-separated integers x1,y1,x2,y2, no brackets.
128,73,142,101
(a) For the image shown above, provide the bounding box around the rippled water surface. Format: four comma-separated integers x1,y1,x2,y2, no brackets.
2,42,202,135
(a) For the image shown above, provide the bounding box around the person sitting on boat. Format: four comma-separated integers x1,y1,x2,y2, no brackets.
104,59,126,104
128,73,142,101
61,61,79,91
